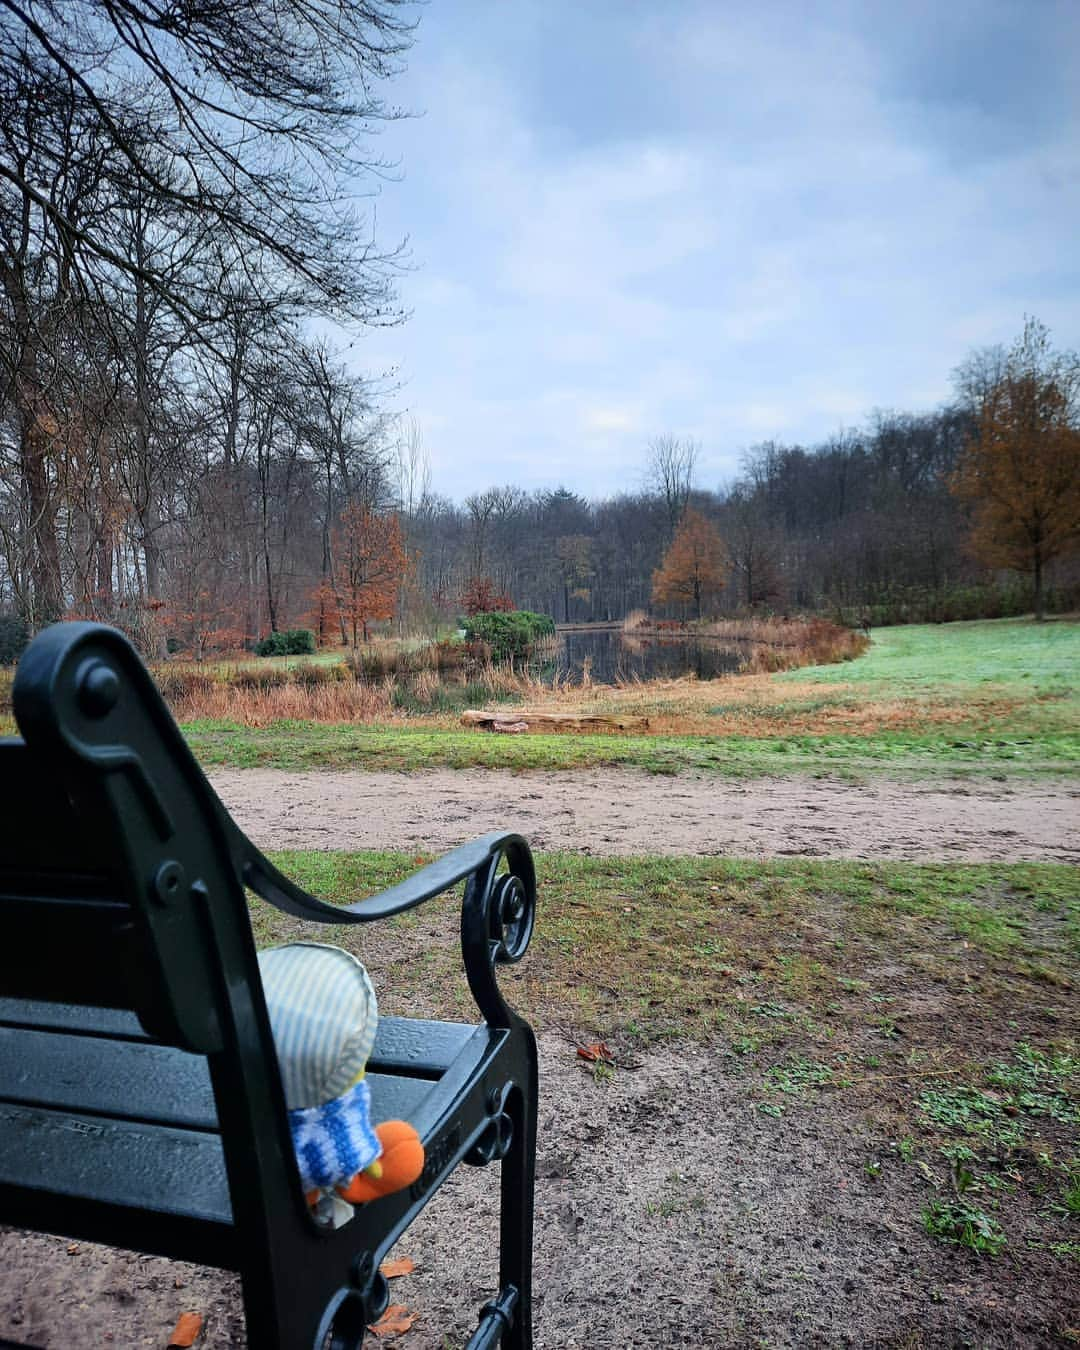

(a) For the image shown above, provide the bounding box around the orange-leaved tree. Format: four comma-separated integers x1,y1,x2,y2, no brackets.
951,319,1080,621
461,575,513,616
329,504,407,647
651,508,729,619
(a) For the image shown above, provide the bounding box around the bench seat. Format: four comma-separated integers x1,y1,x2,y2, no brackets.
0,1000,498,1267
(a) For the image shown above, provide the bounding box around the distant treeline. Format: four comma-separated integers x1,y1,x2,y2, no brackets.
406,410,1077,633
2,386,1077,659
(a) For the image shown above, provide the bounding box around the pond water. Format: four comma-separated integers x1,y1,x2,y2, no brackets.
535,627,749,685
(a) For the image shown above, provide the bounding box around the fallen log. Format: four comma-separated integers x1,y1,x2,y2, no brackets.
460,709,650,733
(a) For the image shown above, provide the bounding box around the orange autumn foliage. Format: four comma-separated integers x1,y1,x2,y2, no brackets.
323,504,408,647
651,508,729,619
461,574,513,616
951,319,1080,620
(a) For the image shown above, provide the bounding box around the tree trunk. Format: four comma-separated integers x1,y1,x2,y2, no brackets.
20,413,64,626
96,527,113,609
264,540,278,633
1034,547,1044,622
140,499,167,659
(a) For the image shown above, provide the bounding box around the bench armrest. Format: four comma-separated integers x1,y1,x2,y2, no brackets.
237,824,537,1026
237,828,526,925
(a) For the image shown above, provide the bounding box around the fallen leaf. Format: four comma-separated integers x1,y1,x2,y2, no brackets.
368,1304,417,1338
576,1042,613,1064
66,1243,80,1255
168,1311,203,1347
379,1257,416,1279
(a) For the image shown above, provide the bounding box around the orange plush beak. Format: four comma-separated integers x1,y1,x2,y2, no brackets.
338,1121,424,1204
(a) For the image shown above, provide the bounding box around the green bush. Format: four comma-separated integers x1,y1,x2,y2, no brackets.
462,610,555,662
254,631,288,657
0,615,29,666
288,628,317,655
254,628,316,657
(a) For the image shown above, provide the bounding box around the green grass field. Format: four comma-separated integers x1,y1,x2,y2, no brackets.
790,616,1076,692
252,849,1079,1267
253,850,1080,1039
184,618,1079,779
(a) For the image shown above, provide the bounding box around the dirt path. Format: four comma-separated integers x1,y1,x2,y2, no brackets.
208,767,1080,864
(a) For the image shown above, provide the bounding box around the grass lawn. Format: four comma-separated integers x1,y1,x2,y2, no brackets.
185,617,1079,779
254,849,1079,1269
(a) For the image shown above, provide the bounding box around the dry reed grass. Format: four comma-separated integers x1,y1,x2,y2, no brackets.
167,679,394,727
159,649,536,727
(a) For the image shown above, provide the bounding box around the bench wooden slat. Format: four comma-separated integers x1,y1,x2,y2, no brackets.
0,999,149,1041
0,1026,218,1130
0,1022,444,1136
0,998,482,1074
0,1100,232,1228
370,1016,481,1076
0,740,112,876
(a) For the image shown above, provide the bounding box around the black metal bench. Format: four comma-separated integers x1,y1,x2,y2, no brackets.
0,622,538,1349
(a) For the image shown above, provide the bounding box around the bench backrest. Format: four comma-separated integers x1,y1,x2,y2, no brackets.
0,738,137,1009
4,623,263,1052
1,624,314,1275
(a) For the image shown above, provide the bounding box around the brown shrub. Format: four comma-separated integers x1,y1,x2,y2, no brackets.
432,640,467,672
229,665,292,692
291,660,349,688
153,667,218,704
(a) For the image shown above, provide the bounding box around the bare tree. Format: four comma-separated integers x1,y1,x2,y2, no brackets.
952,345,1011,417
464,487,502,581
0,0,415,323
646,435,699,536
394,416,432,519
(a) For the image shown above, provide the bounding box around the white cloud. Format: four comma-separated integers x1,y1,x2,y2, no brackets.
583,407,641,434
342,0,1080,500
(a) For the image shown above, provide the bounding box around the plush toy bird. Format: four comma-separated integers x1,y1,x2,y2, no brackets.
258,943,424,1222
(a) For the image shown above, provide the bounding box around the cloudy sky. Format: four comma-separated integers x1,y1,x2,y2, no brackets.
354,0,1079,501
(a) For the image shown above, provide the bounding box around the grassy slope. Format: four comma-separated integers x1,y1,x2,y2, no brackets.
254,850,1079,1265
186,618,1079,779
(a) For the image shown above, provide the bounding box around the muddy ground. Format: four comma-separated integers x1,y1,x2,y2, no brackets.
1,1030,1076,1349
208,767,1080,864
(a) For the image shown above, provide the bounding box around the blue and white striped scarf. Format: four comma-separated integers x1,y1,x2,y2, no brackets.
287,1079,381,1192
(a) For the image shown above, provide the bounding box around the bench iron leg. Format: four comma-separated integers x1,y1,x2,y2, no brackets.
497,1068,536,1349
466,1284,519,1350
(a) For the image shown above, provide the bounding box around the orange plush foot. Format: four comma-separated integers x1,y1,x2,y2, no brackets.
338,1121,424,1204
